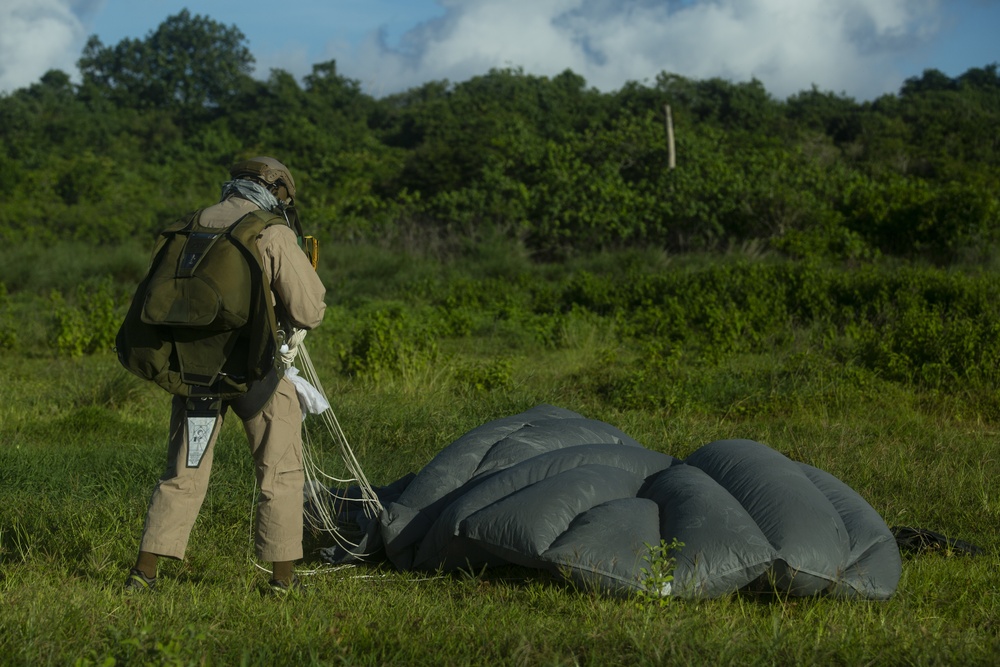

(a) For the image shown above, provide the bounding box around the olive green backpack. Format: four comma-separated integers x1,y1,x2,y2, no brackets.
116,210,282,399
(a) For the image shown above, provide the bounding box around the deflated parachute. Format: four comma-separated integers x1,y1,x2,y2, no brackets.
322,405,901,599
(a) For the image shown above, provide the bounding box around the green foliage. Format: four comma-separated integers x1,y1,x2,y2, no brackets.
453,358,514,395
338,306,440,382
637,538,684,606
849,270,1000,388
3,12,1000,263
115,624,209,667
13,233,1000,417
0,282,15,349
0,239,149,295
78,9,254,114
844,174,1000,261
48,278,122,357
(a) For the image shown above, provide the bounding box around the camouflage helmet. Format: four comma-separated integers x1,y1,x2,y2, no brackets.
229,156,296,202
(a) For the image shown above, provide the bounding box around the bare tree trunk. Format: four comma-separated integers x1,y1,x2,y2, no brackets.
664,104,676,170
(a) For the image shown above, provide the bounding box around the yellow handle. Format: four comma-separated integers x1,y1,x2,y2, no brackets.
303,236,319,269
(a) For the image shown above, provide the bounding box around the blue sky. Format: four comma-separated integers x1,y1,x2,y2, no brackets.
1,0,997,100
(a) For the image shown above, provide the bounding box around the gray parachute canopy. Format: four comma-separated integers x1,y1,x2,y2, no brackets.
324,405,901,599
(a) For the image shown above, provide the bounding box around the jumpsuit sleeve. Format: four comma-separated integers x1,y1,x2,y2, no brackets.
259,225,327,330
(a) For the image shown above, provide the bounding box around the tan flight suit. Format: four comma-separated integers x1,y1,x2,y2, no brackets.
139,197,326,563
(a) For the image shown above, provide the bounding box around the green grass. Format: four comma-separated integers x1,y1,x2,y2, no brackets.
2,247,999,665
2,351,998,666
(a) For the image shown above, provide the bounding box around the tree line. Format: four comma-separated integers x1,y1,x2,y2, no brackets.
1,9,998,264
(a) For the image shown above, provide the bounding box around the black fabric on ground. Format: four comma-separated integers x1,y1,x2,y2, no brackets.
322,405,902,600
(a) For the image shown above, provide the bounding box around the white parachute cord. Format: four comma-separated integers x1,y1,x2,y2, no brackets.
245,341,387,579
296,342,384,557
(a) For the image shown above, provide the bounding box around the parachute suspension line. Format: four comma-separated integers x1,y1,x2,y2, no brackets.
296,343,384,557
244,342,384,573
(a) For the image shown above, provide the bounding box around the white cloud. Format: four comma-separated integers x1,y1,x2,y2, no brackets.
0,0,954,100
335,0,945,99
0,0,88,93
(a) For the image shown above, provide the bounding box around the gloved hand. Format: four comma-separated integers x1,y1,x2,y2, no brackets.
279,328,307,368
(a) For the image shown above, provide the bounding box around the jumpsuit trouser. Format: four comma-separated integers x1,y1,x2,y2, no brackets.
138,376,304,562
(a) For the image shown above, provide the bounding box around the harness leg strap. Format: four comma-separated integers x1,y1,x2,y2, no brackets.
228,366,282,421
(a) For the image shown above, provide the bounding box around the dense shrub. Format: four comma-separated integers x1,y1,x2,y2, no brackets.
3,14,999,263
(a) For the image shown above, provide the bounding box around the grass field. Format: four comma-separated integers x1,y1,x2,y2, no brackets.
1,245,998,665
